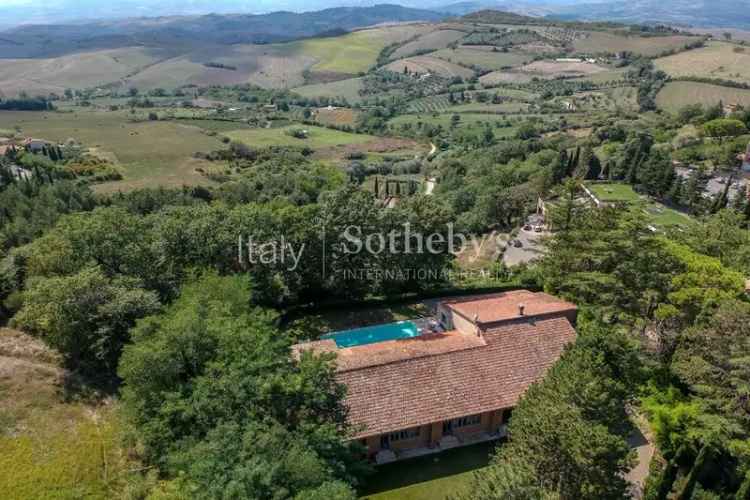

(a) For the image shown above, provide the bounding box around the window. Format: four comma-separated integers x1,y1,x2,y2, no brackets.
389,427,420,442
454,414,481,428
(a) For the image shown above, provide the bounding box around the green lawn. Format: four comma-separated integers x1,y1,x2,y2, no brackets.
359,441,497,500
585,183,693,229
293,77,365,103
641,202,693,228
225,124,374,149
586,182,642,203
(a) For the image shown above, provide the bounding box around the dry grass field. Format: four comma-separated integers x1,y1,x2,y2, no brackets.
654,41,750,85
314,107,359,127
0,25,433,96
432,47,533,71
573,32,699,56
520,60,608,78
479,71,536,85
569,68,629,84
293,77,365,103
390,29,467,59
0,47,171,96
656,81,750,112
384,55,475,79
0,329,135,500
0,110,223,192
124,44,318,90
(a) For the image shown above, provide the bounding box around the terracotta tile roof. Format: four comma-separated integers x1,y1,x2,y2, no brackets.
443,290,577,325
293,330,486,372
337,314,576,439
340,330,486,372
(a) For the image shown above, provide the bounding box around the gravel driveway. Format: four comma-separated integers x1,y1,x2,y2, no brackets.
502,227,547,267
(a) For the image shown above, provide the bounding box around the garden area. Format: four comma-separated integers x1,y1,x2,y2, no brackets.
360,441,497,500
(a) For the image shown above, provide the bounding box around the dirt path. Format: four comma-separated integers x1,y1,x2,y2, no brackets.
625,412,656,499
425,177,436,196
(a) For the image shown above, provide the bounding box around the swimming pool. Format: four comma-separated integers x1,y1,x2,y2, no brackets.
322,320,420,348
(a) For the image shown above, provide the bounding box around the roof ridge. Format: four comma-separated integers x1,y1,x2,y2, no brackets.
336,340,487,373
336,314,571,373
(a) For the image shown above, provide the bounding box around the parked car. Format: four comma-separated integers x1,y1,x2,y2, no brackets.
523,224,532,231
512,240,523,248
533,226,543,233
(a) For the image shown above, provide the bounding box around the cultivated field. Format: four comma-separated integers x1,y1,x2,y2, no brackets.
520,60,608,78
124,44,318,90
407,95,453,113
314,107,359,127
0,110,223,192
390,29,467,59
573,32,699,57
225,124,375,149
293,78,365,103
284,25,432,76
384,56,475,79
0,47,171,96
479,71,536,85
569,68,629,84
432,47,533,71
654,41,750,86
448,102,529,113
656,81,750,112
389,112,519,133
0,25,434,96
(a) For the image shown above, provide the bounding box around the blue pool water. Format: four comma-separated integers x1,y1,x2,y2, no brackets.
322,320,420,348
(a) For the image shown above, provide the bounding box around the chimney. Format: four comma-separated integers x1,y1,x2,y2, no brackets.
518,303,526,316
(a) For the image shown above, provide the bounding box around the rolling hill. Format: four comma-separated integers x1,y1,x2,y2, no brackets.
0,5,445,59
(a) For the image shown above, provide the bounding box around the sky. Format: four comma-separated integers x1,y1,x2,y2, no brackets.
0,0,596,28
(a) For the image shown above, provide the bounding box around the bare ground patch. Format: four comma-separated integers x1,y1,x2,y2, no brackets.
315,107,359,127
520,60,608,77
314,137,424,160
479,71,537,85
304,71,356,85
384,55,474,79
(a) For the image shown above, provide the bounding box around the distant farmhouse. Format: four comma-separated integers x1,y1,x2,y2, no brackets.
742,142,750,173
23,138,51,153
294,291,577,463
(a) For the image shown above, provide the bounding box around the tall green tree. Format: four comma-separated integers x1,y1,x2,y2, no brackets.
462,323,640,500
13,266,160,377
119,272,365,499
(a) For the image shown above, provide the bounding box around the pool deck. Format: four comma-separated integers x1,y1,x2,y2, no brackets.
292,318,487,373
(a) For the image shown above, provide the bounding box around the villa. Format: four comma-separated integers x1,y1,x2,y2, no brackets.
293,290,577,463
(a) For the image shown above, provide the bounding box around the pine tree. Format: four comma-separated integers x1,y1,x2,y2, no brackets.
684,170,706,214
710,175,733,213
568,146,581,177
552,150,569,184
666,177,684,206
